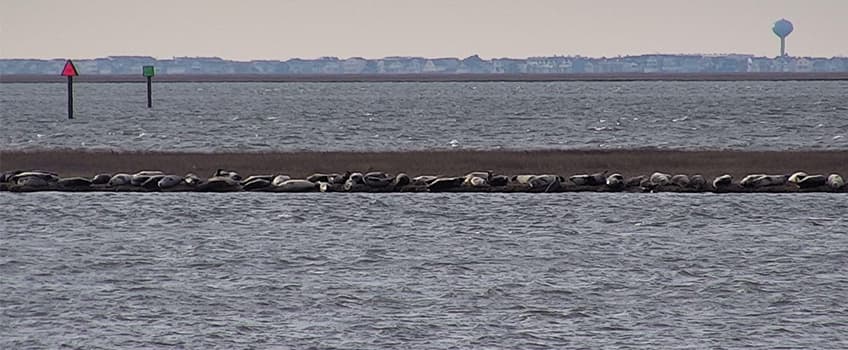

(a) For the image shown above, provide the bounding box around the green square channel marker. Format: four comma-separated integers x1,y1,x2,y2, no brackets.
143,66,155,77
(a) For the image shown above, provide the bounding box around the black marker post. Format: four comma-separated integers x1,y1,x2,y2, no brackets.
61,60,79,119
143,65,155,108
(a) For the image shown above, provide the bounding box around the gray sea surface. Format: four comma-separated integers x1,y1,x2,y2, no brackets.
2,192,847,349
1,81,847,151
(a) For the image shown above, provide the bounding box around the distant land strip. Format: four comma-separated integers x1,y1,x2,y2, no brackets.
3,72,848,83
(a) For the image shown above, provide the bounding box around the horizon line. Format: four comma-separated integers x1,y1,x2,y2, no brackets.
4,52,848,62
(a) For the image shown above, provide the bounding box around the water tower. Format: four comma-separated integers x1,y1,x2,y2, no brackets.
772,18,794,57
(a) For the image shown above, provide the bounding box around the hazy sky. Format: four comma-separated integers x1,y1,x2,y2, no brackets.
1,0,846,60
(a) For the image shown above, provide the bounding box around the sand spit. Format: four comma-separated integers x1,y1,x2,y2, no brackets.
1,149,845,194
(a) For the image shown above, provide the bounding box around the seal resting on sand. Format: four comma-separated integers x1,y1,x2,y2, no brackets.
276,179,317,192
740,174,787,188
649,172,672,187
198,176,241,192
58,177,92,188
427,177,464,191
131,171,165,186
108,173,132,187
796,174,827,188
827,174,845,190
606,173,625,190
712,174,732,189
528,175,562,192
91,174,112,185
157,175,183,189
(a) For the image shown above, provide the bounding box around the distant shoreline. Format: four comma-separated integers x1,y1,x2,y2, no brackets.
2,72,848,83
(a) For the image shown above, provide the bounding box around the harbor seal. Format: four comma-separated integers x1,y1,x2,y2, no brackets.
528,175,562,192
712,174,732,189
392,173,411,188
307,173,334,183
157,175,184,189
788,172,807,184
690,175,707,190
10,171,59,184
131,171,165,186
571,171,608,186
214,169,242,181
740,174,787,188
464,171,492,183
184,173,202,186
141,175,167,189
427,177,464,191
276,179,317,192
467,176,488,188
242,178,272,191
513,175,536,185
344,173,366,191
625,175,645,188
91,173,112,185
241,175,275,184
15,176,49,188
606,173,625,190
364,172,392,188
0,170,23,183
489,175,510,187
57,177,92,188
198,176,241,192
649,172,672,187
412,175,438,185
108,173,133,187
671,174,690,188
827,174,845,190
271,174,292,187
796,174,826,188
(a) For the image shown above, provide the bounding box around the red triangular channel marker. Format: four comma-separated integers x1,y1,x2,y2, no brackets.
61,60,79,77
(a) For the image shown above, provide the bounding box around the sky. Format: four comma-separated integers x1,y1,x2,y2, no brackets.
1,0,846,60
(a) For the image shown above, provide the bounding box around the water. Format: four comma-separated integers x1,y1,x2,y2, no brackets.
1,81,847,151
2,192,847,348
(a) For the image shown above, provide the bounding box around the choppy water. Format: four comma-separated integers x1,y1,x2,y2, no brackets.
1,81,847,151
2,192,847,348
